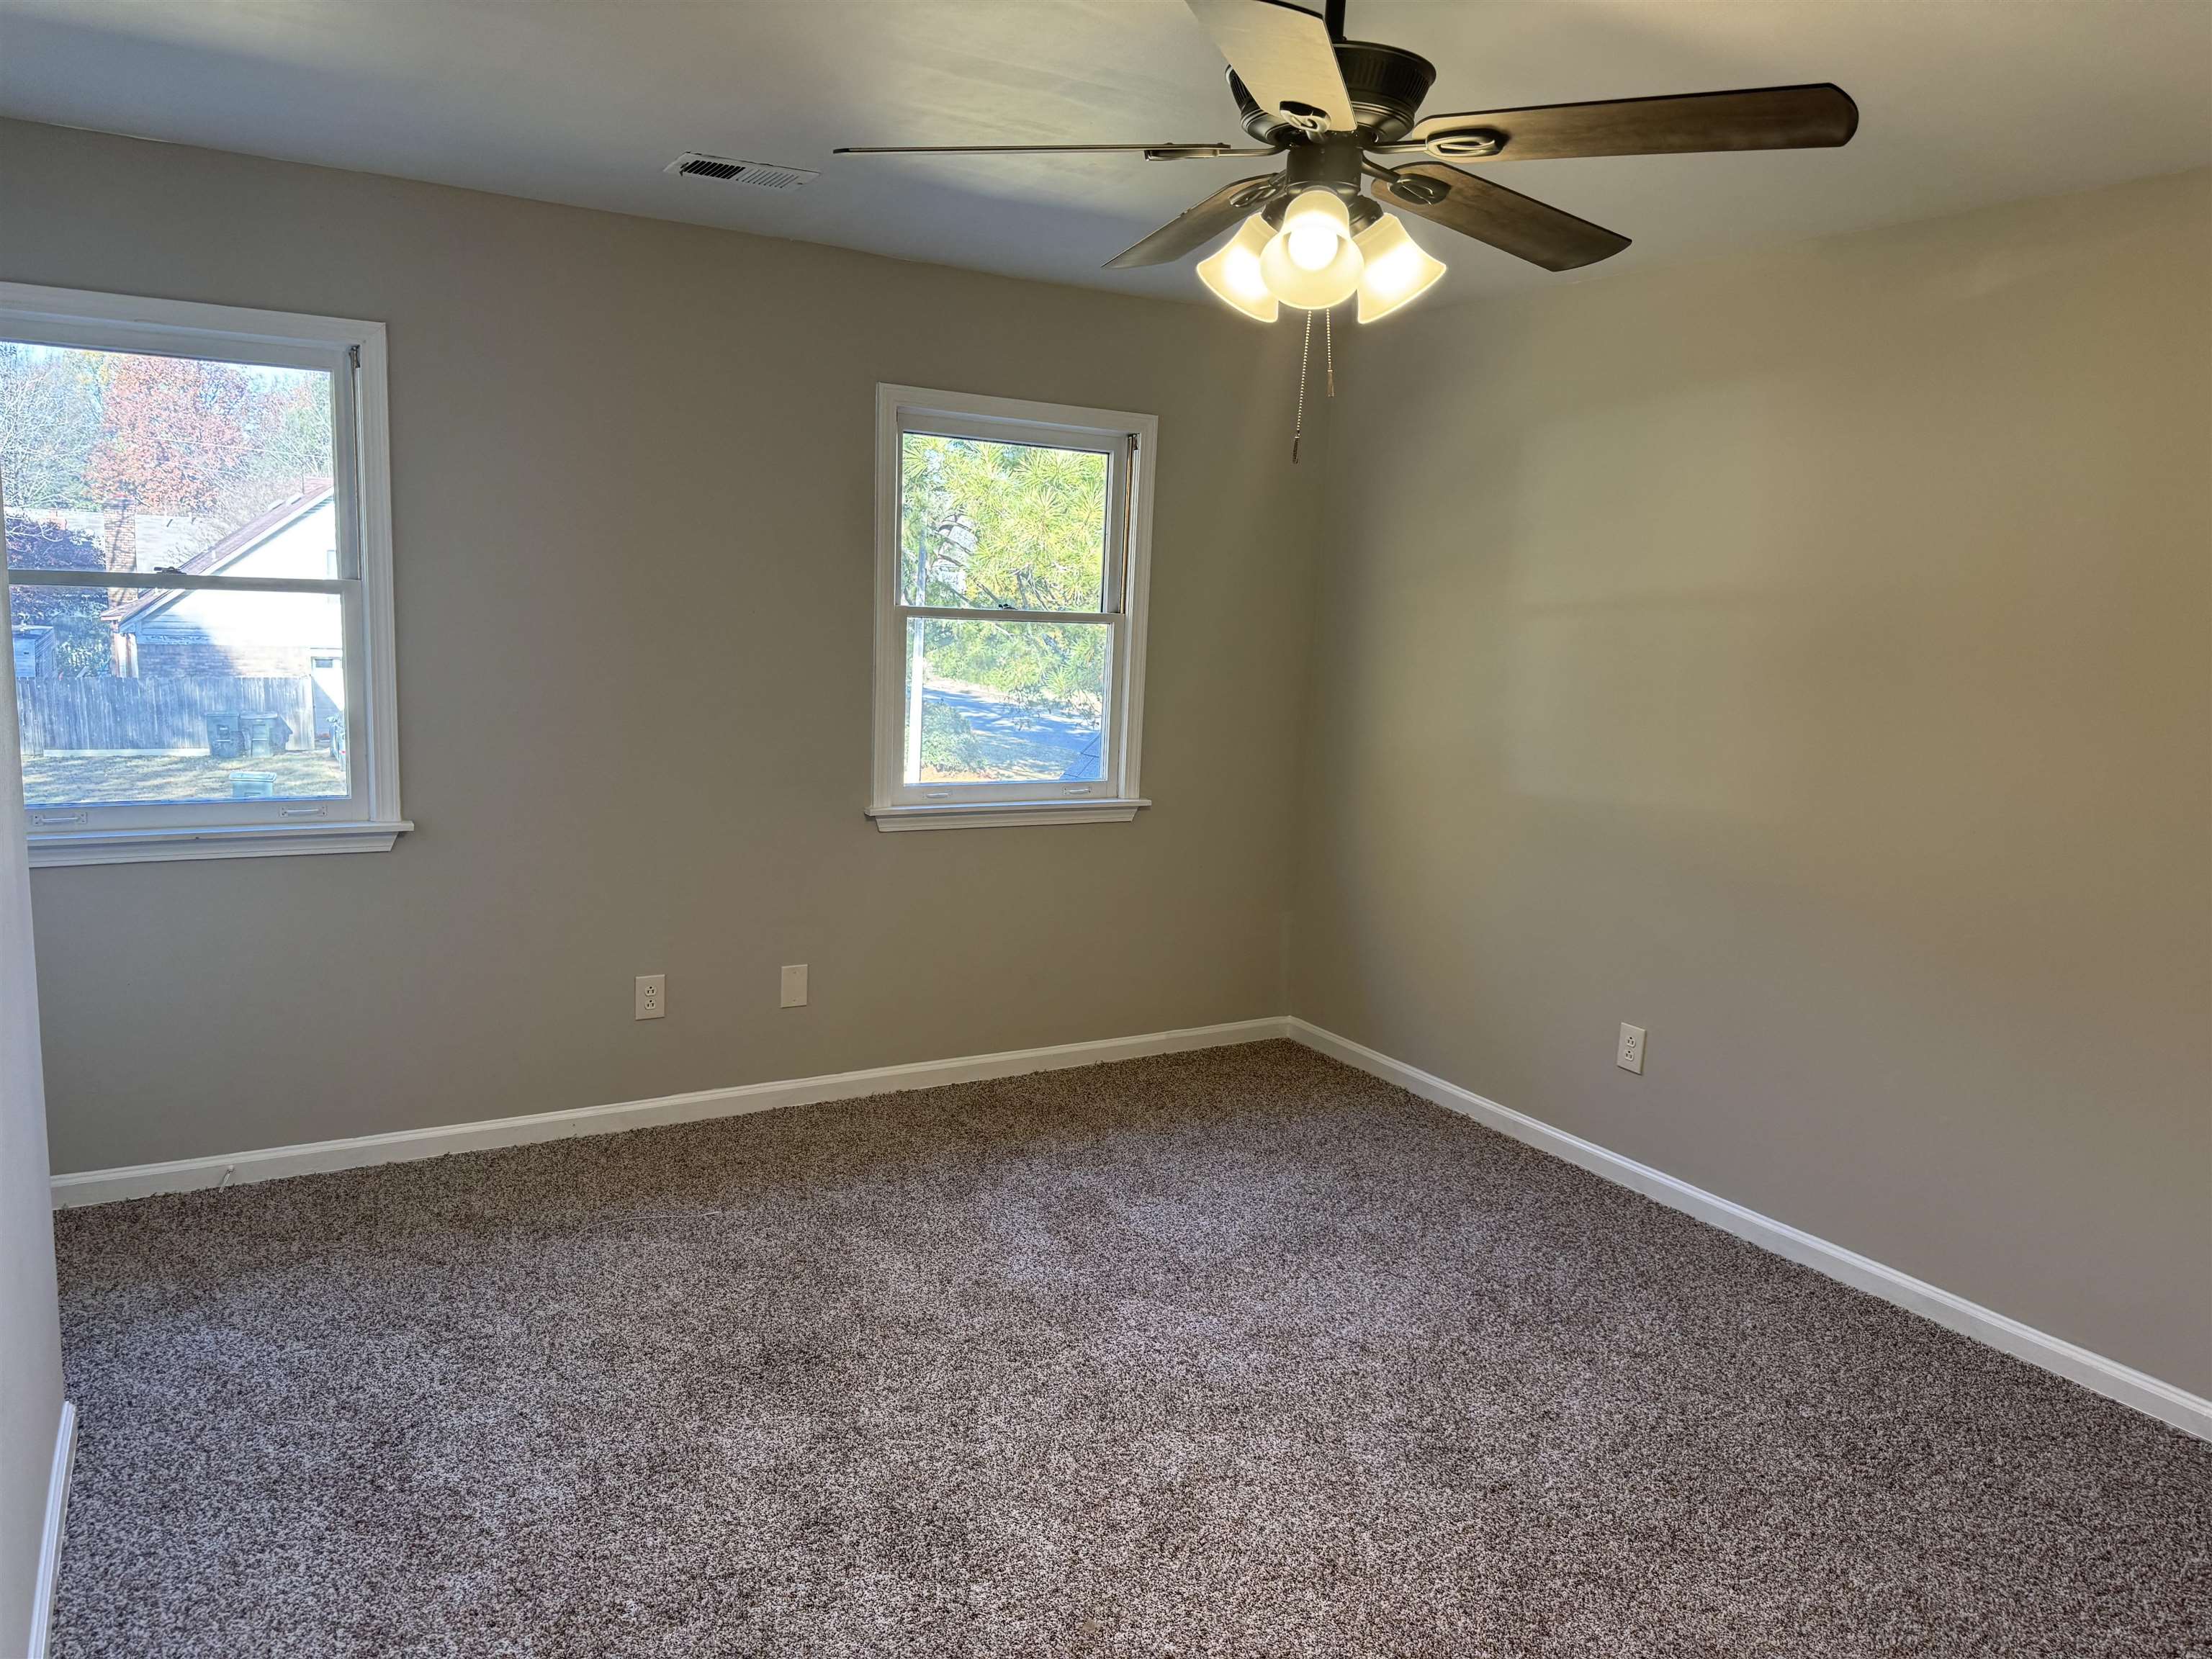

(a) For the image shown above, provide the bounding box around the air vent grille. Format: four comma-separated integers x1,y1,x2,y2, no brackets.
665,153,818,191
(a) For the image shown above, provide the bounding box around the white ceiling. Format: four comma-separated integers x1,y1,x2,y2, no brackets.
2,1,2208,305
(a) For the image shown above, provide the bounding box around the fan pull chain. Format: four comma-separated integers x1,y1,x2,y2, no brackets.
1290,307,1343,465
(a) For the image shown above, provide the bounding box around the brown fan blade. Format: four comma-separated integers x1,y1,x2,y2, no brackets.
1380,163,1629,271
835,142,1273,158
1105,174,1283,269
1399,84,1858,163
1184,0,1357,134
1105,174,1284,269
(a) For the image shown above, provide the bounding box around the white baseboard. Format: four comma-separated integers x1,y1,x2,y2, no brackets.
1287,1018,2212,1443
48,1017,1292,1208
46,1010,2206,1442
27,1399,74,1659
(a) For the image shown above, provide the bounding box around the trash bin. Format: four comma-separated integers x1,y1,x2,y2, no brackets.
240,714,292,758
206,713,245,760
230,773,277,800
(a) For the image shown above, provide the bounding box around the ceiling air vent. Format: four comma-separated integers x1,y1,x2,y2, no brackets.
665,153,817,191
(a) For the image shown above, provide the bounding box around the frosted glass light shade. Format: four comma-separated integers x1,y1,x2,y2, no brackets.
1280,187,1352,251
1260,190,1364,310
1196,215,1280,322
1354,212,1447,323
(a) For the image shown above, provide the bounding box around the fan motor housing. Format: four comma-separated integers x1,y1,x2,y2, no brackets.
1232,40,1437,145
1280,133,1367,194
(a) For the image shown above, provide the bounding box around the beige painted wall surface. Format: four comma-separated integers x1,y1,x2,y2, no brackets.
1295,170,2212,1396
0,120,1322,1175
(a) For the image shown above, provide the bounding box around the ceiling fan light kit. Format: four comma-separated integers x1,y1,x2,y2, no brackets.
1200,189,1444,322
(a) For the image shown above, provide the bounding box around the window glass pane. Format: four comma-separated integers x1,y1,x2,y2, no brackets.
0,341,337,580
12,585,349,806
902,616,1110,785
899,432,1110,612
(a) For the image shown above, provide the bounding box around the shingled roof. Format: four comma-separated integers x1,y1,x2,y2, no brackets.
105,482,333,629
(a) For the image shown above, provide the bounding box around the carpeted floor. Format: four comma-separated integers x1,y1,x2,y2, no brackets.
50,1041,2212,1658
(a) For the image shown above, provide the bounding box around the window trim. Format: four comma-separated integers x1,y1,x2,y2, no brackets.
0,282,409,867
866,384,1157,832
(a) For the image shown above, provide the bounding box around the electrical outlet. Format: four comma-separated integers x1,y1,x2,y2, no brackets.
635,974,666,1020
780,963,808,1009
1617,1022,1645,1074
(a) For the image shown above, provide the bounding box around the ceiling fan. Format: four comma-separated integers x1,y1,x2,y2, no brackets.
837,0,1858,323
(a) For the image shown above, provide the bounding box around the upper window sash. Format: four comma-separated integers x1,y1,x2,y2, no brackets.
893,410,1135,621
0,321,365,590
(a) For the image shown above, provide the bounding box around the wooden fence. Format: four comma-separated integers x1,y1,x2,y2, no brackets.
16,675,316,756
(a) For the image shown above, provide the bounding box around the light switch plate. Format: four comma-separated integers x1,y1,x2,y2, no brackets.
780,963,808,1008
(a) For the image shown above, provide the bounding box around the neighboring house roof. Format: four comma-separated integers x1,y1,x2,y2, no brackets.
107,482,333,631
7,508,210,571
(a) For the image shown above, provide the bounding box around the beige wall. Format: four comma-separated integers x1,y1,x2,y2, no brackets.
1294,169,2212,1396
0,577,64,1653
0,120,1322,1175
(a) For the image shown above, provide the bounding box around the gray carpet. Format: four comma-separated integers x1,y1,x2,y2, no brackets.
50,1041,2212,1658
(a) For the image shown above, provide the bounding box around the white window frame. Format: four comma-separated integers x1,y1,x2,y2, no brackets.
868,385,1156,832
0,282,408,868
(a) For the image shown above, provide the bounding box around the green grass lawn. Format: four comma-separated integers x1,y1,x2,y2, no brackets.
22,748,346,805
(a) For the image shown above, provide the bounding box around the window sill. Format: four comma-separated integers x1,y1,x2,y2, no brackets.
866,799,1149,832
26,819,414,868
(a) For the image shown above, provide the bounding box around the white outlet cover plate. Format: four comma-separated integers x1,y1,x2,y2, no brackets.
636,974,666,1020
780,964,808,1009
1617,1023,1645,1074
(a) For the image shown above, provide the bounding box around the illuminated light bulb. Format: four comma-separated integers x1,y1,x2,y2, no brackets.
1279,188,1351,264
1287,222,1339,271
1195,214,1280,322
1353,212,1448,323
1259,189,1364,310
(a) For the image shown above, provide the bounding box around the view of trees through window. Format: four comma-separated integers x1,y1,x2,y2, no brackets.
898,432,1116,783
4,341,347,806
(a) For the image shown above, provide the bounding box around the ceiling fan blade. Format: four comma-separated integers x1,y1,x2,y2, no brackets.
1105,173,1283,269
1184,0,1357,134
835,142,1272,158
1398,84,1858,162
1379,163,1629,271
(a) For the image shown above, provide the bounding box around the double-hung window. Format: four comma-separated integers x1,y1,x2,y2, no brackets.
869,385,1156,830
0,284,405,866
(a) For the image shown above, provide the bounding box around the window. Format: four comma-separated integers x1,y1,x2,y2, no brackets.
869,385,1156,830
0,284,405,866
